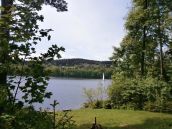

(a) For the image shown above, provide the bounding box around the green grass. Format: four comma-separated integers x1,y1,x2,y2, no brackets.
69,109,172,129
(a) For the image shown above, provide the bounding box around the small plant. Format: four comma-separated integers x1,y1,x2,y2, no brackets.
56,111,76,129
50,100,76,129
50,100,59,129
83,86,107,109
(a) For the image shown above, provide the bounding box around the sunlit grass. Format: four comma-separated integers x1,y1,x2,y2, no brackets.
70,109,172,129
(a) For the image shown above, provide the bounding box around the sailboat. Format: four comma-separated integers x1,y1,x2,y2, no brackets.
102,73,105,81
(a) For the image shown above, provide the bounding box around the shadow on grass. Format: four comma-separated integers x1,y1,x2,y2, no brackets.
76,117,172,129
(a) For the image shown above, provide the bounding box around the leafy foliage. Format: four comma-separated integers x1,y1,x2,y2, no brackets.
55,111,76,129
0,107,53,129
109,0,172,113
109,74,172,112
111,0,172,79
83,86,106,109
0,106,76,129
0,0,67,106
0,0,77,129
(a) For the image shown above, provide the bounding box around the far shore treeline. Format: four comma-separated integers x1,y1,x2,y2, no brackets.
46,58,113,79
13,58,113,79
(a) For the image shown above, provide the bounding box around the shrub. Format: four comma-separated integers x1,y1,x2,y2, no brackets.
83,86,106,109
103,100,112,109
56,111,76,129
0,106,76,129
83,100,103,109
108,74,172,112
13,107,53,129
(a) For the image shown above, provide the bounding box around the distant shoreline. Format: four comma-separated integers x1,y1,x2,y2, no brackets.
49,76,112,80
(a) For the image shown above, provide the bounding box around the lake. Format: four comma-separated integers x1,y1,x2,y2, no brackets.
33,77,112,110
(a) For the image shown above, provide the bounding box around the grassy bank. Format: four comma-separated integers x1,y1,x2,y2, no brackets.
69,109,172,129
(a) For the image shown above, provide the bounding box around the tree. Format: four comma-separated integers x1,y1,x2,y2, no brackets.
0,0,67,109
109,0,172,112
0,0,67,85
111,0,172,80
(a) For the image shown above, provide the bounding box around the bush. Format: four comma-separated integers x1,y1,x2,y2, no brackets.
13,107,53,129
92,100,103,109
103,100,112,109
55,111,76,129
0,106,76,129
108,74,172,112
83,100,103,109
83,86,106,109
144,101,172,113
0,107,52,129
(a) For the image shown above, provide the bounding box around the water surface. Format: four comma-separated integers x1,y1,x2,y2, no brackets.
35,77,111,110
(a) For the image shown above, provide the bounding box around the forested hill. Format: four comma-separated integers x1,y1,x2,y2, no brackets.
45,58,113,79
48,58,112,67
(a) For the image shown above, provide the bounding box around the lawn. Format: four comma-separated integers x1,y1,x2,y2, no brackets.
69,109,172,129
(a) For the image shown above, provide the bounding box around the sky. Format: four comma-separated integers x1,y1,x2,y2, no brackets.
37,0,131,61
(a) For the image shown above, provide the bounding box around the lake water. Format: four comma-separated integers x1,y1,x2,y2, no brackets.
34,77,112,110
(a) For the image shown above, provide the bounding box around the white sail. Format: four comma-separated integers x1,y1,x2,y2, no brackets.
103,73,105,81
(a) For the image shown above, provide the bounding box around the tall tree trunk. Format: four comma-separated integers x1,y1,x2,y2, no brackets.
0,0,13,92
0,0,8,86
157,0,165,80
0,0,13,113
141,0,148,76
159,38,164,79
